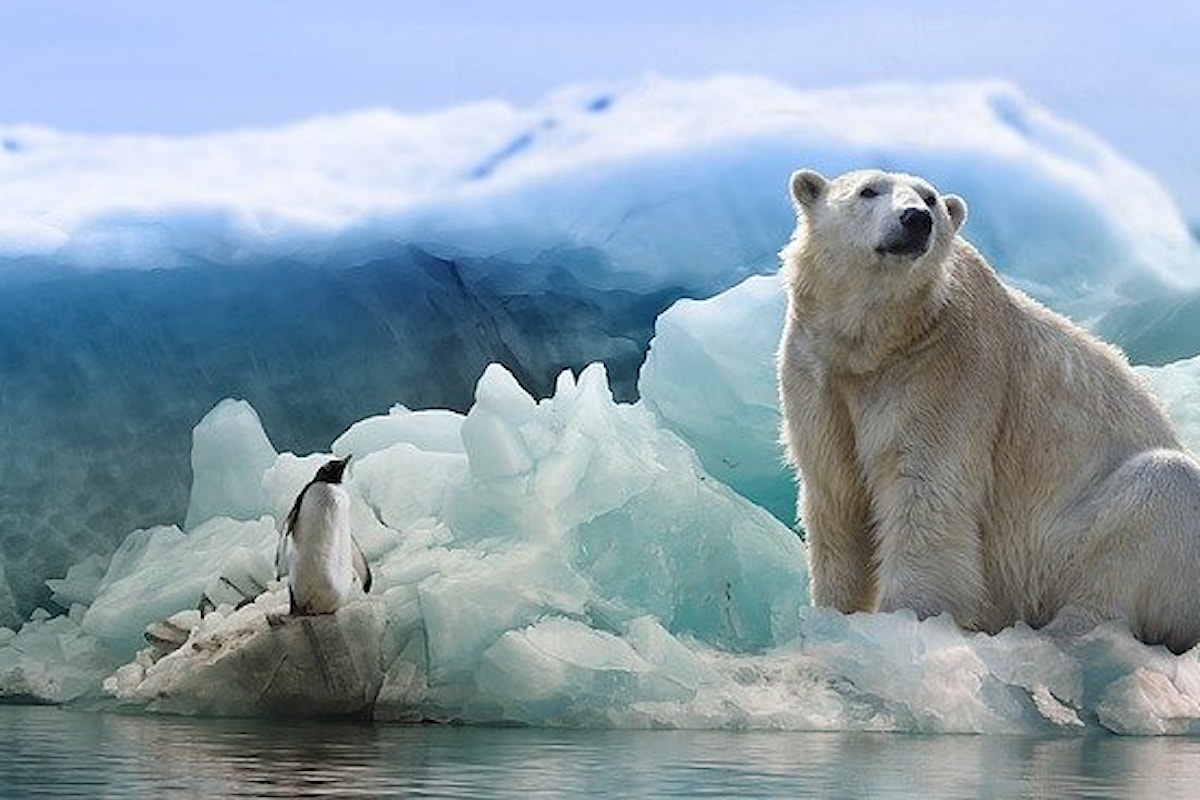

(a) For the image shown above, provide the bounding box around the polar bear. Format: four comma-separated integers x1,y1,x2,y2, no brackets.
777,167,1200,653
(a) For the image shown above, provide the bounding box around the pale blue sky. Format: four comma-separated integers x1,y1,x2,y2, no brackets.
2,1,1198,214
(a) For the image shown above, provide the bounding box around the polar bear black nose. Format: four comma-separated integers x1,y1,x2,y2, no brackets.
900,207,932,236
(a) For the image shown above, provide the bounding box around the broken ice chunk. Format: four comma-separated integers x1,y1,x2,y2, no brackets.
109,591,386,718
184,399,278,530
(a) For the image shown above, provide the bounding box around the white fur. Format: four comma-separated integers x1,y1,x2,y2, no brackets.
286,482,358,615
778,168,1200,652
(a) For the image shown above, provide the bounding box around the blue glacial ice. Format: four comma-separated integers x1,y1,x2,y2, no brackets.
1,76,1198,619
3,354,1200,734
640,275,790,522
92,362,806,716
1,76,1200,732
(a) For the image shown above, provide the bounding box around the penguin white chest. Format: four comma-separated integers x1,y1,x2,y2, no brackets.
287,482,355,614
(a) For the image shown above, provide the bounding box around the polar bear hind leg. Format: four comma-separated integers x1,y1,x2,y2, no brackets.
1052,449,1200,653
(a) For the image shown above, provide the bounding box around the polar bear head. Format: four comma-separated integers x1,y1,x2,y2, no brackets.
788,168,967,278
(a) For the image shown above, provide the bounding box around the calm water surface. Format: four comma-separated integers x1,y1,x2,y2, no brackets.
5,706,1200,798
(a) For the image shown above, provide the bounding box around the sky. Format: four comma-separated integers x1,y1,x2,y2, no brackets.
2,1,1199,216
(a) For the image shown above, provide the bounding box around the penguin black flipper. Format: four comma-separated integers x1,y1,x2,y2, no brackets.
284,480,312,538
277,480,313,579
351,536,373,594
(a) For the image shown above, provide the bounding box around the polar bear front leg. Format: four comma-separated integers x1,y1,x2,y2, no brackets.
785,379,878,613
801,472,877,612
870,456,987,629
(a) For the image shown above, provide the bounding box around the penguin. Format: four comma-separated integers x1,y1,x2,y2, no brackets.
276,455,372,615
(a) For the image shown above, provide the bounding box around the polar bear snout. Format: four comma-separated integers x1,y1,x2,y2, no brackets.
900,207,932,236
876,206,933,256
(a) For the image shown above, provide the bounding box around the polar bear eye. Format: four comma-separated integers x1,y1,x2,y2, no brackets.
920,191,937,207
859,187,879,199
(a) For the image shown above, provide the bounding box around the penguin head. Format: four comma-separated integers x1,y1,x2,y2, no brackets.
314,454,352,484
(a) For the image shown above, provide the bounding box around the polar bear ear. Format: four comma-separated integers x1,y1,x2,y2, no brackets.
790,169,827,210
944,194,968,232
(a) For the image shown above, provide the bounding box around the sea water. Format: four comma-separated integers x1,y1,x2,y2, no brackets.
5,707,1200,798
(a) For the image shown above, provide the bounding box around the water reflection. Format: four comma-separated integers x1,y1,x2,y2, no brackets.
5,707,1200,798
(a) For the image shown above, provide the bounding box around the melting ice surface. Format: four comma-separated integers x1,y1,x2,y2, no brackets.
2,75,1200,734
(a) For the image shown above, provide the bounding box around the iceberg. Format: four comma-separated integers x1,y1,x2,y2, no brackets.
1,75,1200,734
1,355,1200,734
2,76,1198,619
640,275,789,523
47,361,805,717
